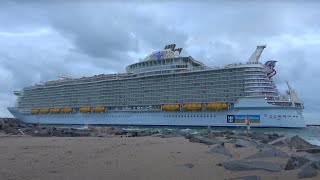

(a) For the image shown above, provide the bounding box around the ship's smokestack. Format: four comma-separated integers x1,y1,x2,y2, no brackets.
248,45,267,62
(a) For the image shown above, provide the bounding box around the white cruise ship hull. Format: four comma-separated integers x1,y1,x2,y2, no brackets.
7,106,306,128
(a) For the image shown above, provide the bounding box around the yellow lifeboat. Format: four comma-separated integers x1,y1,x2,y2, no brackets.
162,104,180,111
31,109,39,114
62,107,73,113
92,106,106,113
183,103,202,111
80,107,91,113
39,109,50,114
206,103,228,110
50,108,61,113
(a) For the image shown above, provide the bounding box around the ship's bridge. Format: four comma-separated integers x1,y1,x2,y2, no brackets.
126,44,206,74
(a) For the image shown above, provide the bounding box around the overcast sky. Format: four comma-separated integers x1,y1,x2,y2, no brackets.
0,0,319,123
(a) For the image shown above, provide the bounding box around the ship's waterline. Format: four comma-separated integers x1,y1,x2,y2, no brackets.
8,44,305,127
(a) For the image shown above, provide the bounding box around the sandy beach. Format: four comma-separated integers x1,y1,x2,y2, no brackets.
1,132,318,180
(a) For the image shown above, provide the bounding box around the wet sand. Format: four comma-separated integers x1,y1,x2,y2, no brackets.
0,133,317,180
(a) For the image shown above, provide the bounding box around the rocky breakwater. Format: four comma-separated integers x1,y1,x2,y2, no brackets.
184,131,320,179
0,118,35,135
0,118,94,137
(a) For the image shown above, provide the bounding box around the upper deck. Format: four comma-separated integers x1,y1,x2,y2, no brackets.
126,44,205,74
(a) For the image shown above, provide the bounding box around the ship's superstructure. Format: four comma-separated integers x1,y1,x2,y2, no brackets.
8,44,305,127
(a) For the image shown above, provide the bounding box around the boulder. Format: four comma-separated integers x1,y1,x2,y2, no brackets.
298,162,318,178
184,134,195,139
0,122,10,130
288,136,314,149
235,139,258,148
245,148,289,159
256,143,273,149
271,138,290,147
285,155,310,170
189,136,223,145
34,129,51,137
3,126,15,134
297,148,320,154
251,132,269,141
219,160,282,172
228,175,261,180
209,144,233,158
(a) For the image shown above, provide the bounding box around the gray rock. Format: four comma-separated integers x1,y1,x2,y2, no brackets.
34,129,51,137
20,127,34,133
3,126,15,134
251,132,270,141
219,160,282,172
184,134,194,139
288,136,314,149
297,148,320,154
235,139,258,148
245,148,289,159
0,122,10,130
298,162,318,178
285,155,310,170
189,136,223,145
272,138,290,147
228,175,261,180
256,143,273,149
226,135,247,140
209,144,233,158
227,139,236,143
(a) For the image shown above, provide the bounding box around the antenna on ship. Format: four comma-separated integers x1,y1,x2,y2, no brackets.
286,81,301,103
248,45,267,62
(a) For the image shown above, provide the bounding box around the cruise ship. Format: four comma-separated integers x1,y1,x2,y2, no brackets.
8,44,306,127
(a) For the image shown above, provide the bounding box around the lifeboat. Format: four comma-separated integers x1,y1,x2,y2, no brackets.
62,107,73,113
31,109,39,114
50,108,61,113
80,107,91,113
92,106,106,113
39,109,50,114
206,103,228,110
162,104,180,111
183,103,202,111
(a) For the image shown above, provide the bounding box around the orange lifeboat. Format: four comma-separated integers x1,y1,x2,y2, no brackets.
92,106,106,113
183,104,202,111
31,109,39,114
50,108,61,113
80,107,91,113
162,104,180,111
62,107,73,113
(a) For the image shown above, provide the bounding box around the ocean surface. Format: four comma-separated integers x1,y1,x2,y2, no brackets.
122,126,320,146
45,124,320,146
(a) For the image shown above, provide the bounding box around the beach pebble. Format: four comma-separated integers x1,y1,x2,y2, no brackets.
179,163,194,168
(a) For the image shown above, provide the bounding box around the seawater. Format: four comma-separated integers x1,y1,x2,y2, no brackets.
122,126,320,146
